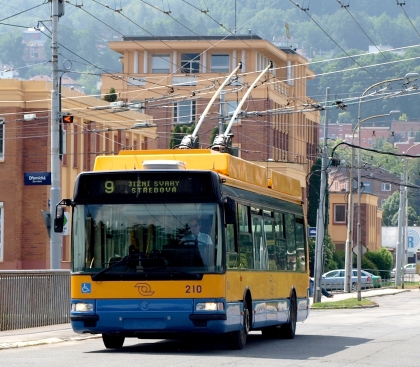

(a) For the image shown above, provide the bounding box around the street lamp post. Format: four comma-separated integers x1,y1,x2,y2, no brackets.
396,142,420,287
344,73,419,293
355,111,400,301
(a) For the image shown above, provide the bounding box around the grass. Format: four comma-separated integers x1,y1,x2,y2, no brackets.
311,298,377,309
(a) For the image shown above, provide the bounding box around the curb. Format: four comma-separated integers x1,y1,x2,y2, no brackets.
0,334,101,350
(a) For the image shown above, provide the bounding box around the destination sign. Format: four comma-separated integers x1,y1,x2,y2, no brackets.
73,171,218,202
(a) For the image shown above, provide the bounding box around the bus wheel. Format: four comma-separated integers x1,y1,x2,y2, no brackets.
279,294,296,339
227,300,250,350
102,334,125,349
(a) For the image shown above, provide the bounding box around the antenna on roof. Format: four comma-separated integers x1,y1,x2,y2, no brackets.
209,61,273,153
175,62,243,149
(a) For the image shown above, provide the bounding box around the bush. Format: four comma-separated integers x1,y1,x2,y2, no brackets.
364,248,393,279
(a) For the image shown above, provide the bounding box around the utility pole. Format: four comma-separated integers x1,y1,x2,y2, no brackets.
395,174,404,287
50,0,63,269
313,87,329,303
219,89,226,135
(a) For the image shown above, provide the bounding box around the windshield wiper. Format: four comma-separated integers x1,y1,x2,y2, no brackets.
91,254,138,281
92,255,203,281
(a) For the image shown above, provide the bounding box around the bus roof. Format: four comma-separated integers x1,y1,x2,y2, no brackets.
93,149,302,201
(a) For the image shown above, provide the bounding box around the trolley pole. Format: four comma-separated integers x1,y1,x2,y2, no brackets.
313,87,329,303
50,0,61,268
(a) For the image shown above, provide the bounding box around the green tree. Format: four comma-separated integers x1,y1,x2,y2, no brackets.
308,234,337,277
169,124,196,148
0,31,25,67
103,87,117,102
382,191,419,226
337,111,352,124
364,248,393,279
307,158,329,228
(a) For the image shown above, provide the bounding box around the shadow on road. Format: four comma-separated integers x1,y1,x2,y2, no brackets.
87,332,372,360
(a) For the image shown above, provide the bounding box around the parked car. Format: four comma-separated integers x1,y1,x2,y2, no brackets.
390,263,417,278
322,269,373,291
361,270,381,288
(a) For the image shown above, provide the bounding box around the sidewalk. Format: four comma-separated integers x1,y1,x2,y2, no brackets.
313,287,411,304
0,323,99,350
0,288,413,350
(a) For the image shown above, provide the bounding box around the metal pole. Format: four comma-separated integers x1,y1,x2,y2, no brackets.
402,159,408,289
395,176,404,287
356,100,363,301
313,87,329,303
219,90,226,135
344,73,418,292
344,142,355,293
50,0,61,269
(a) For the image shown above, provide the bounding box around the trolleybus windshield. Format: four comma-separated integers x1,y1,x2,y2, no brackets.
72,202,223,279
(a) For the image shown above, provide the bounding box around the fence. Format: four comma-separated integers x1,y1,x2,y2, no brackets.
0,270,70,331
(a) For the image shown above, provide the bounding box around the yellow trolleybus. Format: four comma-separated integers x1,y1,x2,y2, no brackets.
54,149,310,349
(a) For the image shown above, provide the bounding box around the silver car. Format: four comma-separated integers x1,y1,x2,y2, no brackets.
391,263,417,277
322,269,373,291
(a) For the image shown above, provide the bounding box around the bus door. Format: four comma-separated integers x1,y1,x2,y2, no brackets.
252,216,268,269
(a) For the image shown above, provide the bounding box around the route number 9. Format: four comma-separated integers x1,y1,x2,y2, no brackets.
104,181,114,194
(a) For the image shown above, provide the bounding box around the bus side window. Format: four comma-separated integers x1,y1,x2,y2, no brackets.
226,223,239,269
273,212,286,270
285,213,297,271
237,203,253,269
238,233,253,269
295,217,306,272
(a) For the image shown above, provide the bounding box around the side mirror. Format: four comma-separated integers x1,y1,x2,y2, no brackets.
53,199,72,233
54,206,65,233
223,197,236,225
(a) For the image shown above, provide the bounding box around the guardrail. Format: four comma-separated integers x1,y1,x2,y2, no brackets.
0,270,70,331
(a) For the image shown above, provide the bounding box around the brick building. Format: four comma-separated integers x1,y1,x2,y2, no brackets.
0,79,157,269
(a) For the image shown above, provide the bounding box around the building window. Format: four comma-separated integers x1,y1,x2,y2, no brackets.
0,202,3,262
381,199,387,208
382,183,391,191
339,125,343,131
151,54,170,73
174,100,196,124
180,53,200,73
368,138,372,145
226,100,242,124
334,204,346,223
0,118,4,160
331,134,336,139
210,54,229,72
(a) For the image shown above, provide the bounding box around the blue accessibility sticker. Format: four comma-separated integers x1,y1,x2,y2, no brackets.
81,283,92,294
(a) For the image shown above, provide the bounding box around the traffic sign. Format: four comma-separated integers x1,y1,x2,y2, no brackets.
308,227,317,238
352,244,367,255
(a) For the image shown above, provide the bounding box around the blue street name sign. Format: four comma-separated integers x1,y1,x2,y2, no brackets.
308,227,317,238
24,172,51,185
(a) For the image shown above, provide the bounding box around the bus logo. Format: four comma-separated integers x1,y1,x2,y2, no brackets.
135,283,155,296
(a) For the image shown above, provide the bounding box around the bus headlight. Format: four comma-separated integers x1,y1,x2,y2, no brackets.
196,302,224,311
72,302,94,312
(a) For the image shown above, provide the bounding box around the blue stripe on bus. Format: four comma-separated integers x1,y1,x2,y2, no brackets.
70,297,309,334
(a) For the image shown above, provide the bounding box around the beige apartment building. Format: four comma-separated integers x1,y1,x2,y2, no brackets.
328,192,382,252
101,35,319,177
0,79,156,269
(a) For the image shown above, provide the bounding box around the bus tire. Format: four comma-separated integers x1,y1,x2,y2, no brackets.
279,293,296,339
102,334,125,349
227,299,250,350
